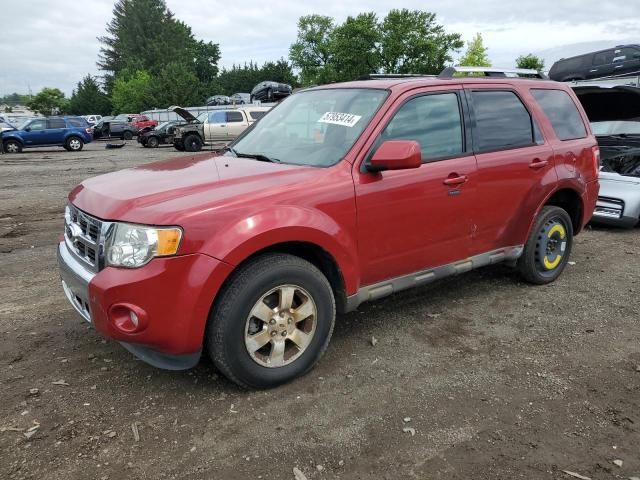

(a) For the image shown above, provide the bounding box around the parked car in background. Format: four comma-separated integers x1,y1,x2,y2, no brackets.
206,95,232,106
57,68,599,388
2,116,92,153
83,115,103,127
173,106,271,151
230,93,251,104
138,120,180,148
0,120,15,132
129,114,158,131
572,83,640,227
92,119,138,140
250,81,292,103
550,45,640,81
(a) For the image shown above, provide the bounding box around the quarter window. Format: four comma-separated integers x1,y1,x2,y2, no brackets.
593,50,615,65
380,92,464,161
250,111,267,121
531,89,587,141
471,90,535,152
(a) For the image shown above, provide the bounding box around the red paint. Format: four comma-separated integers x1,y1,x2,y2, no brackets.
368,140,422,171
68,77,599,357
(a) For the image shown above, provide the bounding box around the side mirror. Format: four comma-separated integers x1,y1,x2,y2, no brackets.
633,52,640,59
367,140,422,172
24,127,31,132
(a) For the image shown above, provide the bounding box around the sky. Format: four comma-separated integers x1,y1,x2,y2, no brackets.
1,0,639,97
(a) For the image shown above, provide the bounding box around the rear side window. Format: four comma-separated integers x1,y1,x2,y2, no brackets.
226,111,244,123
471,90,535,152
47,118,66,129
250,111,266,121
531,89,587,141
380,92,464,161
593,50,615,65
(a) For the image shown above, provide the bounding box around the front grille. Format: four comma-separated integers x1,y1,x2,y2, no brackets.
64,204,103,271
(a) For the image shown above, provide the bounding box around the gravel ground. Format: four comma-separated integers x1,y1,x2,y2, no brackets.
0,141,639,480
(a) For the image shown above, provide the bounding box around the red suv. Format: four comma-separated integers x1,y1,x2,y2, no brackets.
57,68,599,388
129,114,158,131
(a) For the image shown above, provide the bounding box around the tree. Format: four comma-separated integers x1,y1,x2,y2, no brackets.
27,88,67,116
68,75,112,115
289,10,464,85
331,13,381,82
459,33,491,67
111,69,153,113
379,9,464,75
152,62,202,107
516,53,545,71
216,60,297,96
98,0,219,91
289,15,336,85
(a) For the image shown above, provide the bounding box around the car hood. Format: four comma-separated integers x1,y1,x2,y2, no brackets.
69,154,321,224
599,170,640,185
169,105,198,123
573,85,640,122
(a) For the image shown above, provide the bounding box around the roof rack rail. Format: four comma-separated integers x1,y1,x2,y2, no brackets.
359,73,436,80
439,66,548,79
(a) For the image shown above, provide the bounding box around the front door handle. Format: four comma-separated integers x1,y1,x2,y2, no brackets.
443,174,468,186
529,159,548,169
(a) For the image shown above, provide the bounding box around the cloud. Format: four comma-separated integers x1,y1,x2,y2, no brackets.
1,0,638,96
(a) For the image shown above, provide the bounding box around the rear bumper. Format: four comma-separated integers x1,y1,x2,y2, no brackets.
580,179,600,231
57,241,234,369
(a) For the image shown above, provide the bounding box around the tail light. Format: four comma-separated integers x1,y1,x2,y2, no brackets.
591,145,600,177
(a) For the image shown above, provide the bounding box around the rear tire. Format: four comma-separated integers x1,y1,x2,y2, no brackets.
183,134,202,152
65,136,84,152
3,139,22,153
206,253,336,389
518,206,573,284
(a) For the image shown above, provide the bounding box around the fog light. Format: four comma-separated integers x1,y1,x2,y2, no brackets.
109,303,147,333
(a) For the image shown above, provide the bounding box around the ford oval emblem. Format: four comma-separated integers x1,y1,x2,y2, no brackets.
69,223,83,239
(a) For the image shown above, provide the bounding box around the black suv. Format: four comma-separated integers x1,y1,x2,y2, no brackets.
550,45,640,81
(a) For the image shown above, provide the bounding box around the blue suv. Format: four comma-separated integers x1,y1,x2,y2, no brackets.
2,117,93,153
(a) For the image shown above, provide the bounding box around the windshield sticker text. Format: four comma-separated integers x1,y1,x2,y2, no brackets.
318,112,362,128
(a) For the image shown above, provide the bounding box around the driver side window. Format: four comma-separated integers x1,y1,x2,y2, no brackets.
28,120,47,131
208,112,226,123
380,93,464,162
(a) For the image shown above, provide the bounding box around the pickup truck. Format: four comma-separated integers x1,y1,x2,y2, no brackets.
57,70,599,388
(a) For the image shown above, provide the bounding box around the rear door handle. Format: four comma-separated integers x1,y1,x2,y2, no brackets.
529,159,548,169
443,174,468,186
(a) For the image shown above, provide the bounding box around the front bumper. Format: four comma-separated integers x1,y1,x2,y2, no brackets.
57,241,234,369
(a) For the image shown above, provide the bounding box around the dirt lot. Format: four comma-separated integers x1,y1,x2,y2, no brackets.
0,141,639,480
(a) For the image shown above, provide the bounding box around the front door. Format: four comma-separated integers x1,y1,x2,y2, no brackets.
225,111,249,140
21,119,48,146
204,111,227,142
354,87,478,286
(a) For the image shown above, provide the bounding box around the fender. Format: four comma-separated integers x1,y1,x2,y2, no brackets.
199,205,360,295
525,178,586,240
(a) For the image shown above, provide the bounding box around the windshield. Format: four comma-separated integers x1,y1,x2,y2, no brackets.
155,121,171,130
591,121,640,136
231,88,389,167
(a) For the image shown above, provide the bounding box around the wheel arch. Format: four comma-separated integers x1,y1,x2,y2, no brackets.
527,187,584,239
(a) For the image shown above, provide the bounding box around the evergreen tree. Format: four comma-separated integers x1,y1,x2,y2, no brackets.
68,75,112,115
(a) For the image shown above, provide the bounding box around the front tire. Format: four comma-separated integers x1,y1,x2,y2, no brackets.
183,134,202,152
3,139,22,153
123,131,133,141
146,136,160,148
518,206,573,284
207,253,336,389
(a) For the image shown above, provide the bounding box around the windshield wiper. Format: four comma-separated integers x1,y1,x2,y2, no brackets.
233,151,281,163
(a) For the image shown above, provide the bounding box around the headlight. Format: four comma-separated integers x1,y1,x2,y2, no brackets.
105,223,182,268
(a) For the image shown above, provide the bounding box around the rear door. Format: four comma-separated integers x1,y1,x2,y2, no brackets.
465,86,555,254
225,111,248,139
45,118,67,144
589,50,615,78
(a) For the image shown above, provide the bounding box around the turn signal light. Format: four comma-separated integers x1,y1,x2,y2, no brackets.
591,145,600,177
157,229,182,256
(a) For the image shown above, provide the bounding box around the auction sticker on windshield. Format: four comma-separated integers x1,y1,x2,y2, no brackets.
318,112,362,127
